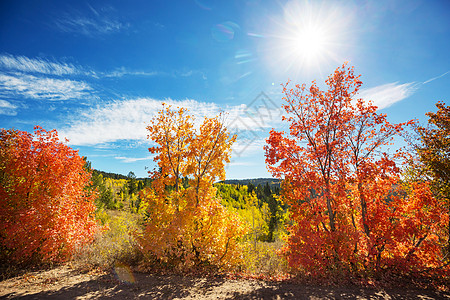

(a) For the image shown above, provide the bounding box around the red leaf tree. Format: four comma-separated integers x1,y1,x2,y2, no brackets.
265,64,448,277
0,126,99,265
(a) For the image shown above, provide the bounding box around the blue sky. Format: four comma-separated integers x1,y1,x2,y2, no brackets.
0,0,449,179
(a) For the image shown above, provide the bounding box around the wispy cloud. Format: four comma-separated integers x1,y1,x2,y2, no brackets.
102,68,160,78
176,70,208,80
0,54,81,76
231,137,267,157
423,70,450,84
115,155,155,163
54,6,129,37
0,73,92,101
358,82,417,110
0,99,17,116
357,70,450,110
0,54,95,102
0,54,201,81
103,69,208,79
226,161,256,167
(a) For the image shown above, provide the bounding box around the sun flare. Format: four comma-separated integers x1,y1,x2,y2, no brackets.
265,1,352,76
292,25,328,63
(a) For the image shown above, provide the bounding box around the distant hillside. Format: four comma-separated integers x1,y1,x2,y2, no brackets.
93,169,129,180
219,178,281,188
93,169,150,181
93,169,281,188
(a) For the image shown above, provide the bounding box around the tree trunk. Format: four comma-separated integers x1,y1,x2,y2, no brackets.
325,181,336,232
358,182,370,237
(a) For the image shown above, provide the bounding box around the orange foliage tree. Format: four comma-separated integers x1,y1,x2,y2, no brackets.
139,104,246,271
265,64,448,277
0,127,99,265
411,102,450,258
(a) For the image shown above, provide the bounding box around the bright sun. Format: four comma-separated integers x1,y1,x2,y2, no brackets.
266,1,351,75
291,25,328,64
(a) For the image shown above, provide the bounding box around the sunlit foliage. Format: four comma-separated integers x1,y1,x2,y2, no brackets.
139,104,246,271
407,102,450,260
0,127,99,265
265,64,449,278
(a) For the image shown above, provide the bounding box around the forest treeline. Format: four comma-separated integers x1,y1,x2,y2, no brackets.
219,178,281,189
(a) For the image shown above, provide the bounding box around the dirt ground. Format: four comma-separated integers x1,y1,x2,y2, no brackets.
1,264,449,299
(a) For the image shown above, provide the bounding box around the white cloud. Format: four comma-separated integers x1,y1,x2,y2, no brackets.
357,82,417,110
0,73,92,101
58,98,282,147
226,161,256,167
0,54,202,81
59,98,219,145
102,68,159,78
102,69,208,79
0,99,17,116
0,54,80,76
54,10,129,37
423,70,450,84
231,137,266,157
115,155,155,163
177,70,208,79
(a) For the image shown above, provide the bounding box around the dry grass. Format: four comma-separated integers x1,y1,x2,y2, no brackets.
73,210,143,270
241,240,289,277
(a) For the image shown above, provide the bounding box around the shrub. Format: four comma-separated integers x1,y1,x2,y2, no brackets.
0,127,99,266
74,210,142,269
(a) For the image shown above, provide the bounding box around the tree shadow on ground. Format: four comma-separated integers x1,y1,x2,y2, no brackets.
1,271,228,299
230,282,450,300
2,270,449,299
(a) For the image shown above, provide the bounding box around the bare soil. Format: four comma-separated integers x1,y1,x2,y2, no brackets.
1,264,449,299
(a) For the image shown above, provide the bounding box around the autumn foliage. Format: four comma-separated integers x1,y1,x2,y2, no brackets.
265,64,449,278
0,127,99,265
2,69,447,284
412,102,450,258
139,105,247,271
